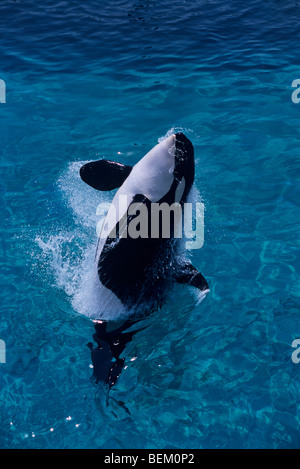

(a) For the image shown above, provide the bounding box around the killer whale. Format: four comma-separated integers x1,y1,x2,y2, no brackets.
80,132,209,386
80,132,208,314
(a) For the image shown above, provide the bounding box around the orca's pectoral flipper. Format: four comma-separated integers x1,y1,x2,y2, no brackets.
175,263,209,291
80,159,132,191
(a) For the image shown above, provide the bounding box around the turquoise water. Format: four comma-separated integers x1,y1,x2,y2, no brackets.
1,0,300,449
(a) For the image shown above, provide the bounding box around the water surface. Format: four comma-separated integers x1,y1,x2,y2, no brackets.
0,0,300,449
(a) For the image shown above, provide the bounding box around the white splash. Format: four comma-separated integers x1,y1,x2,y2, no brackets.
35,160,129,320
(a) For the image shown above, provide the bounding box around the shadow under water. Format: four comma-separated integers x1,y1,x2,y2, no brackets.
87,318,147,388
